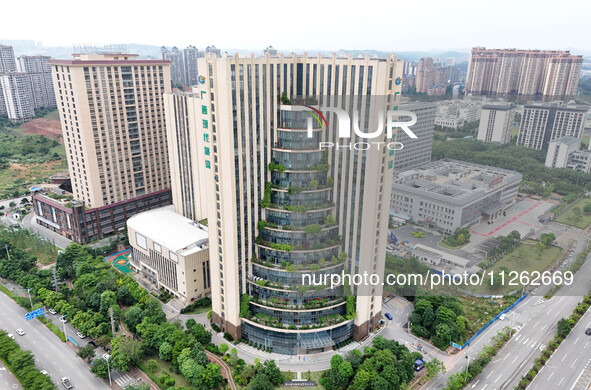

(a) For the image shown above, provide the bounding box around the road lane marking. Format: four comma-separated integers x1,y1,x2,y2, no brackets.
562,354,568,362
481,384,488,390
486,370,494,379
504,352,510,360
547,372,553,380
572,358,577,366
471,379,480,388
558,377,564,386
575,337,579,344
512,356,518,363
495,374,502,383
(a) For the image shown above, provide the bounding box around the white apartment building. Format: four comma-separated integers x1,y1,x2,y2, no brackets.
477,102,516,143
18,55,56,110
0,72,34,121
517,101,587,150
545,136,581,168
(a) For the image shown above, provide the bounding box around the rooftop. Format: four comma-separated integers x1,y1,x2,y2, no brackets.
127,206,208,256
393,159,522,205
549,136,581,146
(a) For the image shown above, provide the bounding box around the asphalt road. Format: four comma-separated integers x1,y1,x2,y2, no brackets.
21,212,72,250
0,291,109,390
527,307,591,390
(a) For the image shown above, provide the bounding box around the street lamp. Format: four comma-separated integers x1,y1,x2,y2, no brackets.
105,355,112,386
464,355,474,385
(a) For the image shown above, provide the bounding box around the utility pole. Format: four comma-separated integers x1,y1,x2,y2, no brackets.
4,244,10,260
109,306,116,337
26,288,32,309
51,268,60,292
464,355,473,385
62,316,68,341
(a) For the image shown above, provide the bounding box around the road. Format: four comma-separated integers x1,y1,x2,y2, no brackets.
426,241,591,390
527,308,591,390
21,212,72,249
0,291,109,390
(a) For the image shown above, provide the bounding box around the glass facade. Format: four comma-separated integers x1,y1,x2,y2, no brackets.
244,105,353,352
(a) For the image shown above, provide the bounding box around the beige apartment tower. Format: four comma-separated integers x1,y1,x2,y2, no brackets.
163,52,402,353
48,54,172,209
466,47,582,98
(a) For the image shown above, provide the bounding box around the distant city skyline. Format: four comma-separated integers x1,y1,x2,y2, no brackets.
1,0,590,53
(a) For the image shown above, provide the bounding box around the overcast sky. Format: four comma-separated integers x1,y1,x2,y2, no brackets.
1,0,590,53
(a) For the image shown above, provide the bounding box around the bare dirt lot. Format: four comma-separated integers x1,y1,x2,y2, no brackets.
21,117,63,143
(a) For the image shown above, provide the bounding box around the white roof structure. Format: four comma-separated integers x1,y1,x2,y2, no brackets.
127,206,208,256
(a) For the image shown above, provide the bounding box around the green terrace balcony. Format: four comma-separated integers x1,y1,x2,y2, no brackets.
250,295,347,311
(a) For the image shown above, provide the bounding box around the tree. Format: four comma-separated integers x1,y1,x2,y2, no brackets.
124,305,144,333
159,341,173,361
424,358,446,380
331,354,344,369
540,233,556,247
8,201,16,208
124,384,150,390
77,344,96,362
262,360,284,386
111,336,143,371
584,203,591,213
338,361,354,379
147,359,158,373
248,373,274,390
90,358,109,378
345,349,363,370
320,368,349,390
219,343,229,354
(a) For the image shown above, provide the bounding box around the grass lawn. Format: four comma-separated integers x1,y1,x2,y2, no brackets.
182,304,212,315
556,197,591,228
469,239,561,294
140,356,190,389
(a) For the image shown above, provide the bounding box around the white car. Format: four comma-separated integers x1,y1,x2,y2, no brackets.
7,333,14,339
102,353,110,360
40,370,49,376
58,316,67,323
48,308,57,315
15,328,25,336
499,314,506,321
76,332,86,339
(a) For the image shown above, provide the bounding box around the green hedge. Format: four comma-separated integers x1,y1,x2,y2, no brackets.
137,361,166,390
46,323,66,342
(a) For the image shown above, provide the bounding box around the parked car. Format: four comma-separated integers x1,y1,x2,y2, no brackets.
384,313,393,320
15,328,25,336
48,308,57,315
586,328,591,336
102,353,110,360
76,332,86,339
40,370,49,376
58,316,67,323
87,341,98,349
7,333,14,339
499,314,506,321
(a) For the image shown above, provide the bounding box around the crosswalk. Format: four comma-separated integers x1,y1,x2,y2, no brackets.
114,373,133,388
513,333,544,350
571,359,591,390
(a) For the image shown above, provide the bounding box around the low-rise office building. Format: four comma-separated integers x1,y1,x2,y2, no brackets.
127,206,211,303
390,159,522,233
